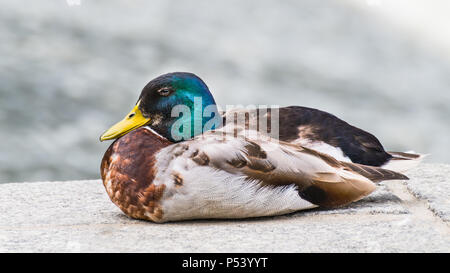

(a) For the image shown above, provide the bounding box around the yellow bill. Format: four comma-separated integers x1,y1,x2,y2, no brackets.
100,100,150,141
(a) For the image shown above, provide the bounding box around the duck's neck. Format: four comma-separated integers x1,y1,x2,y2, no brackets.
151,103,223,143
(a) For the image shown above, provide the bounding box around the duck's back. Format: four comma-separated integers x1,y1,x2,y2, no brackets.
278,106,392,166
224,106,392,167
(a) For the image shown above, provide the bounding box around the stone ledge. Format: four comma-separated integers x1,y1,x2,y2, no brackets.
0,164,449,252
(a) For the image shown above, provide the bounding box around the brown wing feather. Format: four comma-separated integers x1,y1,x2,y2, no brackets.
388,151,421,159
304,174,376,208
285,143,409,182
340,162,409,182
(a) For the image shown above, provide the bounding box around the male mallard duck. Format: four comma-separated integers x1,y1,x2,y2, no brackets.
100,72,423,223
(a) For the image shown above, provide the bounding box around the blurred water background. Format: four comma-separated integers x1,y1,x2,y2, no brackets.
1,0,449,183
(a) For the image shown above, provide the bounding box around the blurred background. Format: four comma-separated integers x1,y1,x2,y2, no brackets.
1,0,449,183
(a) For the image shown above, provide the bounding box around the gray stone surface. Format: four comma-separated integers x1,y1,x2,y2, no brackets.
405,164,450,222
0,164,449,252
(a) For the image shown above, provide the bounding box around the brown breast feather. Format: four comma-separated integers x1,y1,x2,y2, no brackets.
100,128,171,222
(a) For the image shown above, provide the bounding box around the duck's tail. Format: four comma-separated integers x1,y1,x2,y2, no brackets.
381,151,428,173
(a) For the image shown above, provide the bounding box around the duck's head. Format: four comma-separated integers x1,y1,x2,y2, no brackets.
100,72,221,142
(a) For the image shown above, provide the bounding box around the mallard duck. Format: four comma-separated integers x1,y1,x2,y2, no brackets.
100,72,423,223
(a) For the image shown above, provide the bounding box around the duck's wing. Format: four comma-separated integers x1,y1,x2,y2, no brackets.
166,129,407,208
223,106,393,167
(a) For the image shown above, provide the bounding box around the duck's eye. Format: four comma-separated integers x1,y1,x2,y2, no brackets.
157,87,172,96
128,113,136,119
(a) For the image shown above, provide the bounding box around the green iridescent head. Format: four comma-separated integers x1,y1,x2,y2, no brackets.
101,72,221,142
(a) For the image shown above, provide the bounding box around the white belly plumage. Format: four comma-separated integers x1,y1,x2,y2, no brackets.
154,167,317,222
